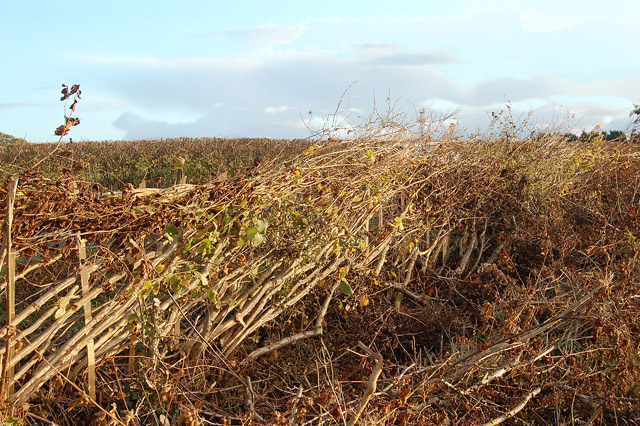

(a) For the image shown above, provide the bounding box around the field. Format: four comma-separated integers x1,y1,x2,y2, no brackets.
0,137,305,189
0,123,639,425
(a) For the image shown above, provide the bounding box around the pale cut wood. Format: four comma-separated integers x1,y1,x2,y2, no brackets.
12,287,134,404
248,279,340,359
0,175,19,282
1,175,19,398
478,386,541,426
6,251,16,396
347,342,384,426
78,235,96,400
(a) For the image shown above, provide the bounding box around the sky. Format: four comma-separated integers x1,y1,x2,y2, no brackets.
2,0,639,142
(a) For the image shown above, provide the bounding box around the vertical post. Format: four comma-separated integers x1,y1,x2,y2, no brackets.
127,337,136,375
174,316,181,337
5,251,16,396
78,234,96,400
1,175,19,398
364,188,370,254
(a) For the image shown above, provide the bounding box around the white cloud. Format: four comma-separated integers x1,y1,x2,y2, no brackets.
97,47,638,139
207,23,308,49
264,105,293,114
344,43,457,67
458,0,640,32
343,43,402,54
367,51,458,67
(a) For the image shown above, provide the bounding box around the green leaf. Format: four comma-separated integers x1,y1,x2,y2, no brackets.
338,266,348,280
164,225,179,241
252,233,264,246
256,219,268,234
207,288,217,303
339,279,353,297
168,274,182,292
246,227,265,246
197,238,211,254
4,415,22,426
165,225,179,237
246,227,259,240
193,270,208,287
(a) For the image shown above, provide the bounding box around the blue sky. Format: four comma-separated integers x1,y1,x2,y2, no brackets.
2,0,639,142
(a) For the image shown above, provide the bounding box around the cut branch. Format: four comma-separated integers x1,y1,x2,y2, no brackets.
248,280,340,359
347,341,384,426
478,386,541,426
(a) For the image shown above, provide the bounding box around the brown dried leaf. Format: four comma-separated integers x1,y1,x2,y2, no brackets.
54,125,69,136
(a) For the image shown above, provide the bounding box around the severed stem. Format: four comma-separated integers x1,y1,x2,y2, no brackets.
248,280,340,359
478,386,541,426
347,341,384,426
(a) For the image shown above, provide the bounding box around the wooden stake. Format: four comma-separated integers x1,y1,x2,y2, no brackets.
174,316,181,337
1,175,19,398
5,252,16,396
78,235,96,400
127,337,136,375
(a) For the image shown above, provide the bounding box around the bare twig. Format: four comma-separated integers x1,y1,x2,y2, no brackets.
347,342,384,426
478,386,541,426
248,280,340,359
245,375,264,422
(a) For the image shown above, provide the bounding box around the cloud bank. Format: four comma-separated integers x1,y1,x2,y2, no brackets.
74,14,640,140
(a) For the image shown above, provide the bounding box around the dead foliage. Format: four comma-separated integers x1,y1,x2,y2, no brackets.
0,124,639,425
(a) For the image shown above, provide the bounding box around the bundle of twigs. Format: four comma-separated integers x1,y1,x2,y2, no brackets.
0,137,430,406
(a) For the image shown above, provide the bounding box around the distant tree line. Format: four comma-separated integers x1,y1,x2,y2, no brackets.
558,103,640,144
0,132,27,145
561,129,637,144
